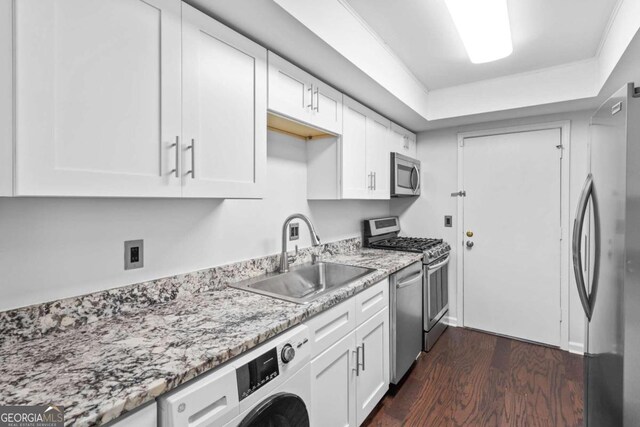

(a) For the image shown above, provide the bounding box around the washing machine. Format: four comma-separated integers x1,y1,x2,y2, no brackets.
158,325,311,427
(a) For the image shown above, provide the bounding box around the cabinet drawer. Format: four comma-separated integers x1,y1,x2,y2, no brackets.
355,278,389,326
304,298,356,358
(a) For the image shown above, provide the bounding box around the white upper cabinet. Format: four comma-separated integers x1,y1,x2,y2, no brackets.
11,0,266,198
341,99,369,199
341,96,391,200
14,0,182,197
390,122,417,158
181,4,266,198
268,52,342,135
366,114,391,200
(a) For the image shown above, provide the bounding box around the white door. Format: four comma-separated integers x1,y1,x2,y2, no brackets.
355,308,389,425
463,128,562,346
15,0,182,197
182,4,266,199
310,331,357,427
341,98,369,199
366,116,391,200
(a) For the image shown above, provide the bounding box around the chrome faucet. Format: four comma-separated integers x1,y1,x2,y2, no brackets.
280,213,321,273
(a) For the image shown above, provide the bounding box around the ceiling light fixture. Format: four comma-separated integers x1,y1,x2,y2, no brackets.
444,0,513,64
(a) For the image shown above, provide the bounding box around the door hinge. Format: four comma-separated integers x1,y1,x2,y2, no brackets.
556,144,564,159
560,226,563,240
451,190,466,197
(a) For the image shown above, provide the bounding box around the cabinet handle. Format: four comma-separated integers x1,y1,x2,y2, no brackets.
314,87,320,112
186,138,195,179
170,136,179,178
352,347,360,376
307,84,314,109
373,172,376,191
361,343,365,372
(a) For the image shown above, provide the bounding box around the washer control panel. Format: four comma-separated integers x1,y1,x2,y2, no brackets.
236,331,309,402
236,347,279,401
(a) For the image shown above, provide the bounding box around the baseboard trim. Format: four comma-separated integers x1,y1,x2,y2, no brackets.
443,315,458,327
568,341,585,355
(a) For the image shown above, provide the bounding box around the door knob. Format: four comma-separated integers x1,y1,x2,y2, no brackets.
466,230,474,237
466,241,474,248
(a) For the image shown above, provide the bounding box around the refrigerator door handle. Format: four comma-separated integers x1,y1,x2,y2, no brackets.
572,174,600,320
588,177,601,318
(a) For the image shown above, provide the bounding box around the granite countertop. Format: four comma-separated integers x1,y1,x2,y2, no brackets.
0,248,422,426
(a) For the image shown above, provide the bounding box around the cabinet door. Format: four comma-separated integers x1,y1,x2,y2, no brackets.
14,0,182,197
341,97,369,199
182,4,267,198
268,52,313,126
310,332,357,427
366,116,391,200
390,122,417,158
355,307,390,425
310,80,343,134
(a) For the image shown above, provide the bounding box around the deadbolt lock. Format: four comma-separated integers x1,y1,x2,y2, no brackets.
466,231,474,237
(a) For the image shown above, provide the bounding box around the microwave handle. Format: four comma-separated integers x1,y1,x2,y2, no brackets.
410,166,420,191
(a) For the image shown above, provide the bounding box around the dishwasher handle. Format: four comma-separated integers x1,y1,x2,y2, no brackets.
396,271,423,289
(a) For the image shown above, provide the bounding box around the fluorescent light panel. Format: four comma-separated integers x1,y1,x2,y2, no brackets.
445,0,513,64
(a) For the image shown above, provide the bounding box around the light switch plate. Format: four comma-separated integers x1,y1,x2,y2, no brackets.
444,216,453,228
124,239,144,270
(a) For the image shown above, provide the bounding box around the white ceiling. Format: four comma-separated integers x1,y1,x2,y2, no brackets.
345,0,620,90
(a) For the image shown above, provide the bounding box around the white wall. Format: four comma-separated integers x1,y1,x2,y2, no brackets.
0,131,390,311
391,110,591,352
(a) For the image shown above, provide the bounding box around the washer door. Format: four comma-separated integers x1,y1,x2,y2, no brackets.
239,392,309,427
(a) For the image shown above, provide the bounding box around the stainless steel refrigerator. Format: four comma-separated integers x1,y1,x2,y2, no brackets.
572,82,640,426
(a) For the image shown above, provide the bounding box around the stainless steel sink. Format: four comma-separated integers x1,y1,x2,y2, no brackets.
229,262,376,304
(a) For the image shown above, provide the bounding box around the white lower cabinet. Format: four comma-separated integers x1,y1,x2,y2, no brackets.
355,308,390,425
306,279,390,427
310,331,358,427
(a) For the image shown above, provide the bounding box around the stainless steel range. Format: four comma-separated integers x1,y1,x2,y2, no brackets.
364,217,451,354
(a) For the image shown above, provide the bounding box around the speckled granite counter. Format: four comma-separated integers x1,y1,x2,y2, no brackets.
0,244,422,426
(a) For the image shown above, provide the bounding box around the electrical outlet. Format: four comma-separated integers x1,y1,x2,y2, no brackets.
289,223,299,241
124,239,144,270
444,216,453,228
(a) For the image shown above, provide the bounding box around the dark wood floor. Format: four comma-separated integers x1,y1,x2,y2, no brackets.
365,327,584,427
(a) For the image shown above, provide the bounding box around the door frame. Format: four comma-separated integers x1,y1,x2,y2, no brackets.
455,121,571,351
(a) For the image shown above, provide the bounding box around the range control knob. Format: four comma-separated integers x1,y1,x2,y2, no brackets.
281,344,295,363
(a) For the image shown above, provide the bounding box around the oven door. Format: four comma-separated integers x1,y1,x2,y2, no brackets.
424,255,449,331
391,153,420,197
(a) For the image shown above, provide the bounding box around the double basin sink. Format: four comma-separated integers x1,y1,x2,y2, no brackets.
229,261,376,304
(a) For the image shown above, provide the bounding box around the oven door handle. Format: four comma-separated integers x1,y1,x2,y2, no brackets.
396,271,423,289
427,255,450,271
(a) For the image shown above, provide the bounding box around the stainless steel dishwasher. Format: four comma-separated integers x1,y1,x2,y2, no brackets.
389,260,423,384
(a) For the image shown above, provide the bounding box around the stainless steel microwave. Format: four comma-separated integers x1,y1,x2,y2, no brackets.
390,152,420,197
